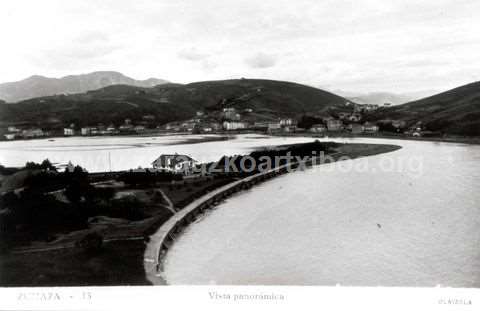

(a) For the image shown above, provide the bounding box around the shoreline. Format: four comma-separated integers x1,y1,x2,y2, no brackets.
0,142,400,286
2,130,479,146
146,142,401,285
271,132,480,145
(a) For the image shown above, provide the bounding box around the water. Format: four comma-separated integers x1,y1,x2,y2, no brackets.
2,134,479,286
0,134,314,172
162,138,480,287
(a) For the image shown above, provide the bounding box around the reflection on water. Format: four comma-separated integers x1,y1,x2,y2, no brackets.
162,138,480,287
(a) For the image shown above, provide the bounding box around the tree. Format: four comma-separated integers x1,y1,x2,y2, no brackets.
65,183,83,203
377,122,397,133
25,161,40,170
297,115,323,129
40,159,57,171
25,159,57,171
64,166,91,203
76,232,103,253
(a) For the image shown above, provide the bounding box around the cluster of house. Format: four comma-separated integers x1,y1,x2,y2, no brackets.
3,126,49,140
402,121,439,137
1,100,426,140
221,118,299,132
218,105,380,134
345,101,384,112
161,104,380,135
309,118,379,134
302,102,393,134
164,117,222,133
162,108,252,133
75,119,150,136
214,107,297,132
219,102,382,134
2,116,159,140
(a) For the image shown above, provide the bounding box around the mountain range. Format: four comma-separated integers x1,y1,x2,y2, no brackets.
0,79,347,127
349,91,435,106
332,90,439,106
0,71,168,103
0,75,478,136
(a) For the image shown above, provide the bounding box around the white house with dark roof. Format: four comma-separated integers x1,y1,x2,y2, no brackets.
152,154,197,175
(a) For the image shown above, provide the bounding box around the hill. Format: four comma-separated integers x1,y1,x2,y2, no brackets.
369,81,480,136
0,71,168,103
0,79,348,128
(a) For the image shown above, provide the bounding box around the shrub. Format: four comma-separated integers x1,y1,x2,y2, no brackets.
25,159,57,171
0,239,11,255
91,187,115,202
65,182,93,203
75,232,103,253
108,196,145,220
119,171,180,186
0,165,20,176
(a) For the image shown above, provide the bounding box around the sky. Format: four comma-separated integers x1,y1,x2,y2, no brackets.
0,0,479,94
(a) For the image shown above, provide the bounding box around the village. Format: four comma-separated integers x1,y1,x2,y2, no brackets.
1,100,432,141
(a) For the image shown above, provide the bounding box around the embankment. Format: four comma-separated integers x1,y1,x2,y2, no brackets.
144,143,401,285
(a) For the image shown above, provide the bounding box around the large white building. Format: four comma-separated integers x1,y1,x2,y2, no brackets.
223,121,248,130
64,128,75,136
279,118,296,126
81,127,96,135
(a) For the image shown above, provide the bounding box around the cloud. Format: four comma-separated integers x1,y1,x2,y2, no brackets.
201,59,218,72
245,52,277,69
177,48,209,61
1,0,480,93
402,59,449,68
76,31,109,44
27,43,120,72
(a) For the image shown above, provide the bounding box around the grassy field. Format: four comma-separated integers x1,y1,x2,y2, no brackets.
161,176,235,209
0,176,235,286
0,240,149,286
334,143,401,158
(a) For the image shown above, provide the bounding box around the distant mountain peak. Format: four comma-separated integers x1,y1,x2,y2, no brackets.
334,90,440,106
25,74,49,81
0,71,169,102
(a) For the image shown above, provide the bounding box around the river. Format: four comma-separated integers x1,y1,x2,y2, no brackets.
2,134,479,286
0,134,313,172
161,137,480,287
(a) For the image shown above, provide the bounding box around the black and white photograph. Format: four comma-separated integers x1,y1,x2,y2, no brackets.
0,0,479,310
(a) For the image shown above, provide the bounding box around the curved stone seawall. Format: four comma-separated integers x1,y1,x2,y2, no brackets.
143,160,306,285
